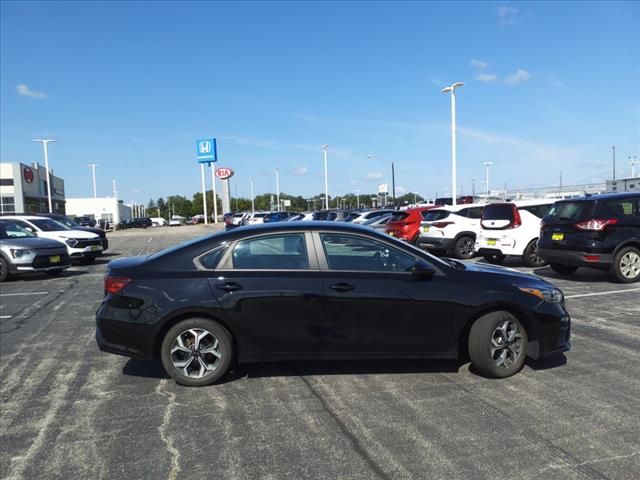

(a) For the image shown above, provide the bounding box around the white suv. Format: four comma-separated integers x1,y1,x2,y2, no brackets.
474,200,555,267
416,204,486,259
1,215,103,264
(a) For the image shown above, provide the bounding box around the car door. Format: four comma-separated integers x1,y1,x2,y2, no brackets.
209,232,325,354
315,232,455,354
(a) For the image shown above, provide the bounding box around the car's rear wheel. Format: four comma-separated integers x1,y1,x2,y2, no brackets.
483,253,505,265
0,257,9,282
611,246,640,283
453,236,475,260
549,263,578,275
46,269,64,276
161,318,233,387
522,239,547,267
468,311,528,378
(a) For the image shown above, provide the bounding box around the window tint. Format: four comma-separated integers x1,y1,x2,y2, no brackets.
232,234,309,270
389,212,409,222
600,199,637,218
482,204,515,221
0,220,35,238
422,210,450,221
545,201,595,222
466,207,484,219
520,204,553,219
199,246,227,269
29,218,68,231
320,233,417,272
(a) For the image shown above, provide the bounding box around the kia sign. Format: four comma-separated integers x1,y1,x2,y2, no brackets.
23,166,34,183
196,138,217,163
215,167,234,179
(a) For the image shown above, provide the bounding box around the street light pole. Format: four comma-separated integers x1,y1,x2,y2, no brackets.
32,139,57,213
355,189,360,209
367,154,396,206
629,156,639,177
321,144,329,210
275,168,280,212
612,146,616,180
483,161,493,196
250,177,255,213
88,163,99,198
441,82,464,206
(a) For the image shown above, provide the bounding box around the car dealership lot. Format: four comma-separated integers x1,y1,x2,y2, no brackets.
1,226,638,480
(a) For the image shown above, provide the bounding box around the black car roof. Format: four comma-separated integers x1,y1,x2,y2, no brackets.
556,192,639,203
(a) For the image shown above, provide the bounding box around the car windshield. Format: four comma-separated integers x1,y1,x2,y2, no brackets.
544,202,595,222
55,217,78,228
0,221,36,238
482,204,515,221
422,210,450,221
29,218,70,231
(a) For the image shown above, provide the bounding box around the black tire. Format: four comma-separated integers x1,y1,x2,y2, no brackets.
160,317,233,387
46,269,64,276
0,256,9,282
549,263,578,275
453,235,475,260
610,246,640,283
483,253,505,265
468,311,528,378
522,239,547,267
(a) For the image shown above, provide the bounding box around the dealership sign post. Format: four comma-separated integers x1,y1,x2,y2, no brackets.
196,139,218,224
215,167,234,215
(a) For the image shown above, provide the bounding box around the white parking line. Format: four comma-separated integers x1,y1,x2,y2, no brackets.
148,237,152,243
565,288,640,299
0,315,11,319
0,291,49,297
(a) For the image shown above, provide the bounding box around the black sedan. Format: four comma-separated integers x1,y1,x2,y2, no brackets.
96,222,570,386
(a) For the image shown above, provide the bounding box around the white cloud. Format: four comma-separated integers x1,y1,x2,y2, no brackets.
504,69,531,86
469,59,490,69
498,6,518,17
476,73,498,83
292,167,308,176
365,172,384,181
16,84,47,99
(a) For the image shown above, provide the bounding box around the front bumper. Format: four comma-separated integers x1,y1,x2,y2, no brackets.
538,248,614,268
69,245,103,259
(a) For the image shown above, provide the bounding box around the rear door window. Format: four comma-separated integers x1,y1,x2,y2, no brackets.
597,198,638,218
520,204,553,219
422,210,450,221
232,234,309,270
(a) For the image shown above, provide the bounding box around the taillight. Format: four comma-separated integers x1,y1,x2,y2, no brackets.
508,206,522,229
105,276,131,294
575,219,618,231
432,221,454,228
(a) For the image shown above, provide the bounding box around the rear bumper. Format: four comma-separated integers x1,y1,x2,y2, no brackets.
538,248,614,267
417,236,455,253
96,305,156,360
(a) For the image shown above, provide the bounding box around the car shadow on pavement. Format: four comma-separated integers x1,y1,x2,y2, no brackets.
532,266,612,283
122,359,170,379
6,269,92,282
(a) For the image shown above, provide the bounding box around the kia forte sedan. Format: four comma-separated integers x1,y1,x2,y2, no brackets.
96,222,570,386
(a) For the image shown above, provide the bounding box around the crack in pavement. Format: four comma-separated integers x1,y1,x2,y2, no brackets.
155,380,181,480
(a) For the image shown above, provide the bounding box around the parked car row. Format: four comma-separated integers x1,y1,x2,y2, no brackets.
0,214,110,282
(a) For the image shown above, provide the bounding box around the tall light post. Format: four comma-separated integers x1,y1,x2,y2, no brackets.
629,156,638,177
275,168,281,212
321,144,329,210
88,163,99,198
32,139,57,212
441,82,464,206
612,146,616,180
250,177,255,213
367,154,396,207
355,189,360,209
483,161,493,196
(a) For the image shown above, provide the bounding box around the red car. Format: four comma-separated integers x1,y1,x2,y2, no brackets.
385,206,436,243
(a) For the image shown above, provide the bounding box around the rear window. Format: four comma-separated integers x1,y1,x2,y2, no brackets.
389,212,409,222
482,204,515,221
422,210,450,221
545,201,595,222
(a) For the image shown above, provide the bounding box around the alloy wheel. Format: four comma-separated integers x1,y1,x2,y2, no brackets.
490,321,523,368
620,251,640,279
170,328,222,378
457,238,474,258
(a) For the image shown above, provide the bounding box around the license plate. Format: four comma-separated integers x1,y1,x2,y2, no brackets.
422,226,430,233
91,245,101,251
49,255,60,264
388,231,395,237
552,233,564,241
487,238,497,246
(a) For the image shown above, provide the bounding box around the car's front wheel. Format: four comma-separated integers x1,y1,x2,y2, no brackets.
549,263,578,275
611,246,640,283
0,257,9,282
161,318,233,387
468,311,528,378
453,235,475,260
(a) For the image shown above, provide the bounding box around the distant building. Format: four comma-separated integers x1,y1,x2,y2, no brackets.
65,197,132,226
606,177,640,193
0,162,65,214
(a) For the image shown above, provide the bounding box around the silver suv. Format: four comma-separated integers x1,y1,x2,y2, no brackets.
0,219,71,281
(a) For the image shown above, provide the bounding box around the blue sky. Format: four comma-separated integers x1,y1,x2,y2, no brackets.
1,1,639,204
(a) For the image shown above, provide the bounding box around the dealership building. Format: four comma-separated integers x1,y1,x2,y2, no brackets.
65,197,132,226
0,162,66,214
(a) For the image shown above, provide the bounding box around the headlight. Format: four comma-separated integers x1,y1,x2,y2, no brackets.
519,287,564,303
65,238,79,247
10,249,32,258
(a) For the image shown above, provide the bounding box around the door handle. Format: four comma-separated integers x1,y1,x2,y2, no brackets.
216,282,243,292
329,283,355,293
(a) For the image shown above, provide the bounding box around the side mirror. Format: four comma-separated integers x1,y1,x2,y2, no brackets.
410,260,435,280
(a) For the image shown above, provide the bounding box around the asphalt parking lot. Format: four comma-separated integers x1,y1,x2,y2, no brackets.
1,226,639,480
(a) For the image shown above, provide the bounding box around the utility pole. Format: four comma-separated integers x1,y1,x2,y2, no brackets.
472,178,476,197
275,168,280,212
88,164,99,198
629,156,639,177
321,144,329,210
250,177,255,213
612,146,616,180
483,161,493,196
112,179,117,200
